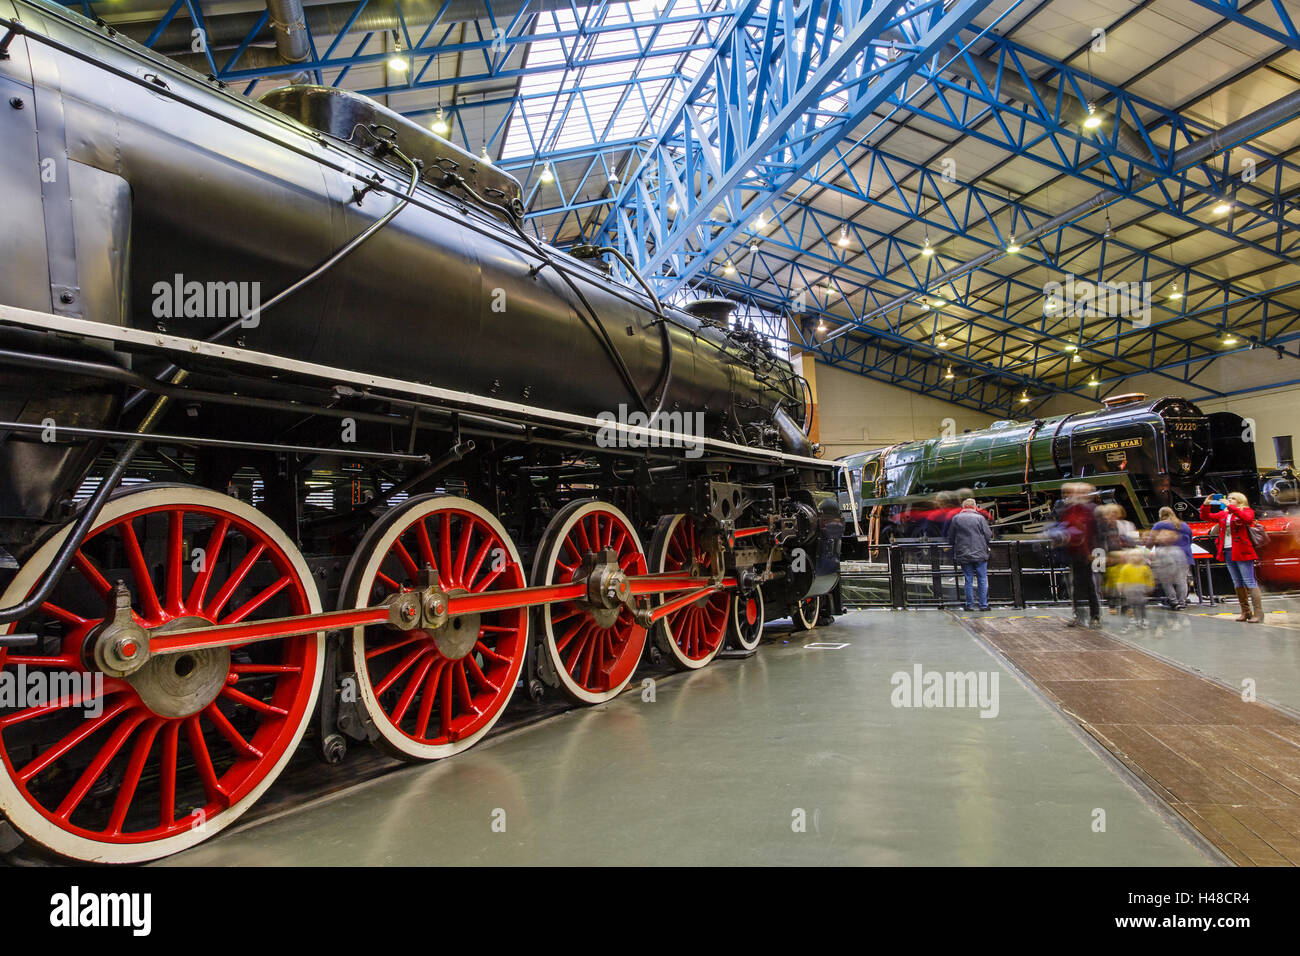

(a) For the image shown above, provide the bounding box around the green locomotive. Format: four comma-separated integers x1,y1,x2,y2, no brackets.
837,394,1260,544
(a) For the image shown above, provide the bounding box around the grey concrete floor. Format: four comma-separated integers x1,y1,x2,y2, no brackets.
161,609,1218,866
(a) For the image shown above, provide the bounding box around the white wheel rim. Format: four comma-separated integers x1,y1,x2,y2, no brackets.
729,588,765,651
349,496,527,760
0,486,323,864
795,596,821,630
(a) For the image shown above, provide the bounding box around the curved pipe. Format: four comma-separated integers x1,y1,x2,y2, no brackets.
266,0,309,64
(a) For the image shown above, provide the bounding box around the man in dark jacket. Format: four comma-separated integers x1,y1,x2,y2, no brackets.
1055,482,1101,628
947,498,993,611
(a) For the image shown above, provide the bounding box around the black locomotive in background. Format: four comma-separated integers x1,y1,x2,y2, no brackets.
0,0,839,862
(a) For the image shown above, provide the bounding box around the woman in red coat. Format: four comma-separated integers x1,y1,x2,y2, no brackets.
1199,492,1262,623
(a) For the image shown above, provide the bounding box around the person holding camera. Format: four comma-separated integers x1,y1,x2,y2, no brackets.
1199,492,1264,623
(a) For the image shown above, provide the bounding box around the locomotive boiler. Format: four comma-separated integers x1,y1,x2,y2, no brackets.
838,394,1264,542
0,0,839,863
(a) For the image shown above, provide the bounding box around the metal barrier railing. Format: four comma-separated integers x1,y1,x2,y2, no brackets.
839,538,1218,610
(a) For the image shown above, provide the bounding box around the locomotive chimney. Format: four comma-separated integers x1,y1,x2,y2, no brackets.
1275,435,1294,469
683,298,738,327
1100,392,1147,408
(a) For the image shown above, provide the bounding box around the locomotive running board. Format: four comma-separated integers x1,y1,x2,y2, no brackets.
0,304,831,470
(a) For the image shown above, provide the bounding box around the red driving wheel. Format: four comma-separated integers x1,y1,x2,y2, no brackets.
533,500,648,704
648,514,729,669
341,495,528,760
0,486,322,864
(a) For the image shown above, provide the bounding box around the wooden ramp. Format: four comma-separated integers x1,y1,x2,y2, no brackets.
965,616,1300,866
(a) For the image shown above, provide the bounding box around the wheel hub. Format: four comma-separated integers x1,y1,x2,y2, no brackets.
578,548,631,629
128,616,231,718
432,589,481,660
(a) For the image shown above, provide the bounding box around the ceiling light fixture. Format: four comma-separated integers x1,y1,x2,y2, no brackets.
1213,200,1233,215
668,195,678,212
1082,102,1102,130
1168,281,1183,301
724,259,736,275
945,365,955,380
430,107,449,136
1006,237,1021,254
388,35,409,72
837,223,850,248
539,161,555,184
921,236,934,257
1019,389,1030,404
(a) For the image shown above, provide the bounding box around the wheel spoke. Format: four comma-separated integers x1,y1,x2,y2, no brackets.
464,537,494,590
472,565,506,592
391,654,436,724
230,662,302,675
107,718,162,835
120,520,164,623
205,703,264,760
454,663,480,717
453,516,474,587
374,642,433,695
439,665,454,738
390,538,421,583
165,509,186,616
414,659,448,739
220,575,291,625
365,633,426,660
474,640,509,664
438,513,453,583
16,698,136,782
72,550,112,598
55,710,150,821
186,517,230,613
220,685,289,717
159,720,180,828
185,714,230,807
464,654,499,693
203,543,266,620
415,518,435,569
40,601,87,627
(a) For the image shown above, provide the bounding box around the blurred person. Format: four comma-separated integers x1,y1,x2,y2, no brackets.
1149,529,1189,609
1199,491,1264,623
1116,548,1154,629
1099,504,1137,613
1146,506,1193,609
1053,482,1101,628
947,498,993,611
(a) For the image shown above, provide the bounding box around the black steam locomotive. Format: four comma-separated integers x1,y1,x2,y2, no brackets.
0,0,839,862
